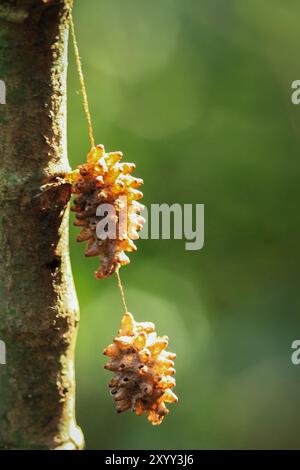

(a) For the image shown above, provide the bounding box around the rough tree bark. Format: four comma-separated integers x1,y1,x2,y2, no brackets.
0,0,84,449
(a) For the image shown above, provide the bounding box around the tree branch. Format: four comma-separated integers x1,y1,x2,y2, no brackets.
0,0,84,449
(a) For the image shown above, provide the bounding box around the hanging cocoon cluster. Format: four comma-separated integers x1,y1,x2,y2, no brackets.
66,144,145,279
104,312,177,425
65,145,178,424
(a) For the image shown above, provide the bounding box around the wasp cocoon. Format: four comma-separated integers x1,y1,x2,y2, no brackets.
66,145,145,279
104,312,177,425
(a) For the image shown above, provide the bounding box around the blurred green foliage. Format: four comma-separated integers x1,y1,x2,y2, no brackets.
68,0,300,449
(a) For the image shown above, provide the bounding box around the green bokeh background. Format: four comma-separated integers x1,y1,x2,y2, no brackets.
68,0,300,449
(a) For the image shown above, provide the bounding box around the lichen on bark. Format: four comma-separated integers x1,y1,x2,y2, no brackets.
0,0,84,450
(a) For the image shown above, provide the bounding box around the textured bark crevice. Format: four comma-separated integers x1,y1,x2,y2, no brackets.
0,0,84,449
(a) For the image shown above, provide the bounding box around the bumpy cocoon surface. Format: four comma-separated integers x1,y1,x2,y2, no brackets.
66,145,144,279
104,312,177,425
